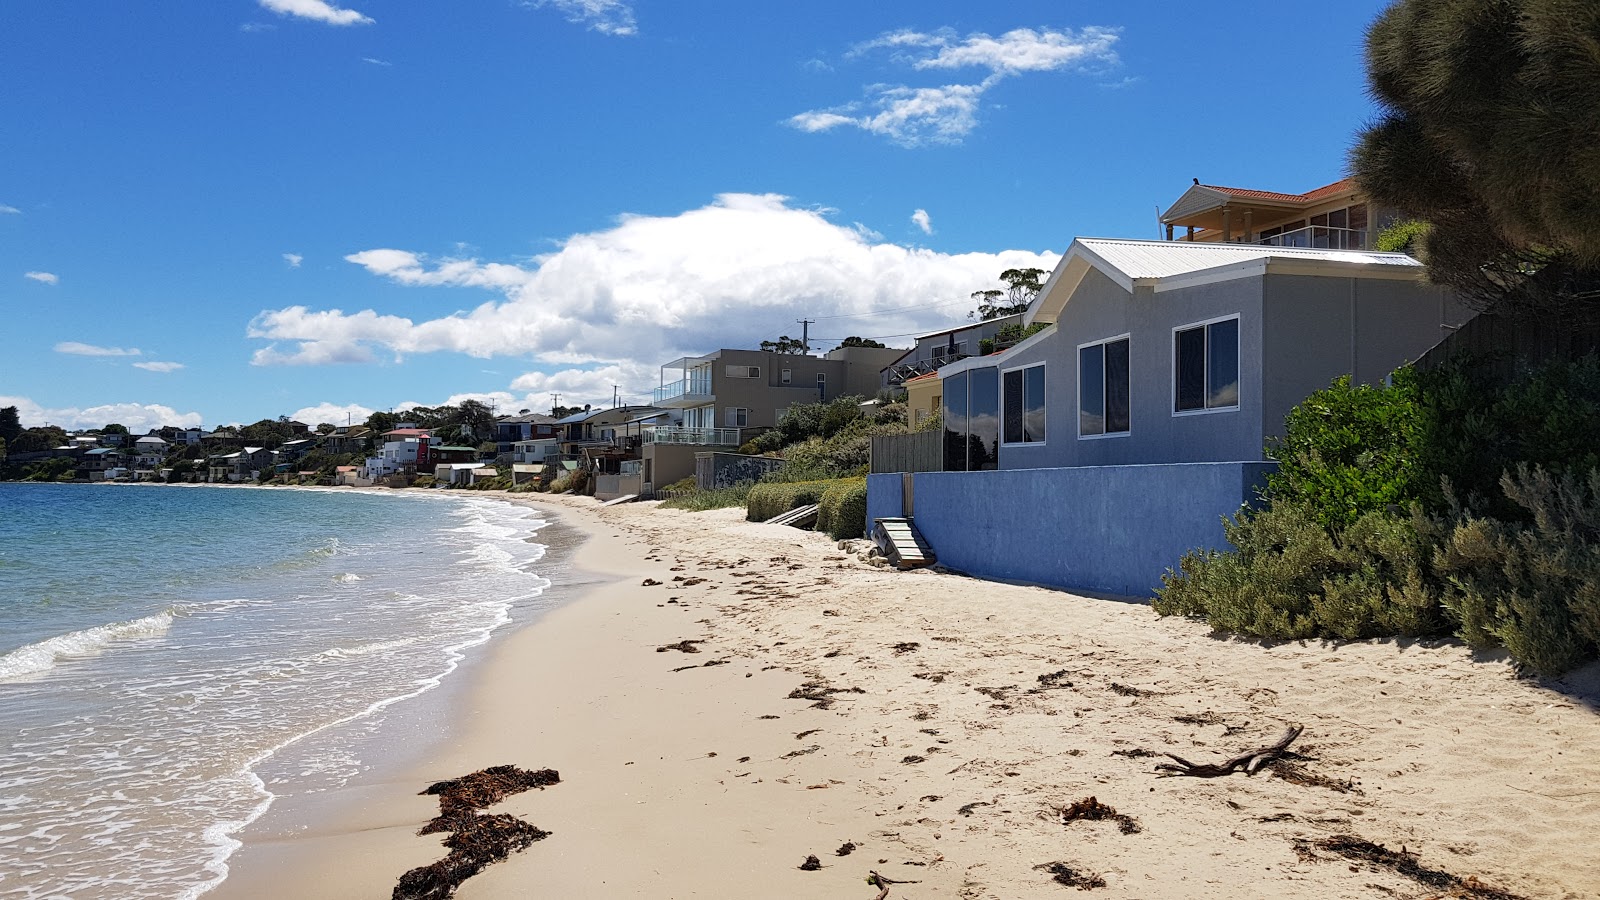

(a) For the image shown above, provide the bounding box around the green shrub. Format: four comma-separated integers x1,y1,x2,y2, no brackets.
659,483,751,511
1159,353,1600,676
1373,219,1430,254
816,477,868,540
1433,466,1600,676
746,479,833,522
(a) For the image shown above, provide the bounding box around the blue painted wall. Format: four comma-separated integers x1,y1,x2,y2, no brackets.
868,461,1275,598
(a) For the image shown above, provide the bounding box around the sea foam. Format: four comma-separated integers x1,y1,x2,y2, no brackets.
0,613,174,681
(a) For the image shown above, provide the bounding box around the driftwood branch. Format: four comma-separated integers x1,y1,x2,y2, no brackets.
867,870,921,899
1155,724,1303,778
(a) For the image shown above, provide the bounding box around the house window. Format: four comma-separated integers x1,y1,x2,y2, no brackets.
1002,363,1046,444
725,365,760,378
1079,336,1130,437
781,368,791,385
1173,316,1239,414
942,367,999,471
725,407,749,427
816,372,826,398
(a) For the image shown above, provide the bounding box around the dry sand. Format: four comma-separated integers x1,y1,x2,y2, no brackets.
214,492,1600,899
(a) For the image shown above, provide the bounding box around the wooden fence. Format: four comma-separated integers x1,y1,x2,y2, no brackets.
1412,313,1600,381
870,432,942,474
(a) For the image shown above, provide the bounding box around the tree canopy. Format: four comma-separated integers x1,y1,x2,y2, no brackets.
760,335,808,354
1351,0,1600,320
834,336,887,349
0,407,20,444
969,267,1049,320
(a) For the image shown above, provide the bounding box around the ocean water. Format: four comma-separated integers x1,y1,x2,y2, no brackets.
0,483,555,899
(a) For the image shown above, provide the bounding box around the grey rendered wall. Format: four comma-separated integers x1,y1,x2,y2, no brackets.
713,349,827,427
866,461,1275,597
991,266,1267,469
1259,274,1464,443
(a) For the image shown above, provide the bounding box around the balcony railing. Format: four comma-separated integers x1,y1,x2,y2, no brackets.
643,426,742,446
652,376,714,404
1257,225,1368,251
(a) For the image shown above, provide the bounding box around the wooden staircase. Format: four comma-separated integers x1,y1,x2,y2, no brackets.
764,503,821,529
872,517,935,569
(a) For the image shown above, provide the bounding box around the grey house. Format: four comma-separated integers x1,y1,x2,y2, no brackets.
880,314,1024,389
935,238,1471,472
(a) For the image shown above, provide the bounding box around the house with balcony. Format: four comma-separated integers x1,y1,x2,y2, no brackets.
494,412,559,456
322,425,372,456
880,315,1025,390
645,344,903,492
1158,177,1394,251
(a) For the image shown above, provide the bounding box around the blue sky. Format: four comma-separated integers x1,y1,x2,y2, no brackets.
1,0,1391,431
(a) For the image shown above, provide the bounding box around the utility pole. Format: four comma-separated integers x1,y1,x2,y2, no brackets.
612,385,619,408
550,393,561,416
797,318,814,354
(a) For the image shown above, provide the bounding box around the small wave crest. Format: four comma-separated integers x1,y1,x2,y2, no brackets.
0,613,174,681
333,573,363,583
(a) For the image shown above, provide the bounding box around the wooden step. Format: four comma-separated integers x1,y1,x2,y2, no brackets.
872,517,936,569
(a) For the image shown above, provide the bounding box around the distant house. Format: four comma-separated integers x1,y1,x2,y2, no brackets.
322,425,372,456
880,315,1024,390
494,412,559,456
429,445,479,469
273,438,316,466
78,448,125,481
646,344,901,492
902,372,942,429
1158,177,1391,251
366,429,432,479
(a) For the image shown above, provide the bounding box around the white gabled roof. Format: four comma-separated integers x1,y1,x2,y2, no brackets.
1026,238,1424,325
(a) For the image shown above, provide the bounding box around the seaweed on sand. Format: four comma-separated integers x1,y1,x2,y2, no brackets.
394,765,560,900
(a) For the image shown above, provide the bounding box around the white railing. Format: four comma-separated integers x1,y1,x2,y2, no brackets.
1258,225,1368,251
653,377,713,403
643,426,741,446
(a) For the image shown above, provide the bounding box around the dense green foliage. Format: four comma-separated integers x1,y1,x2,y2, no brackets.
978,321,1049,356
746,480,835,522
969,267,1049,320
1157,356,1600,675
658,483,752,511
1373,220,1430,254
0,407,20,444
1352,0,1600,318
815,477,869,540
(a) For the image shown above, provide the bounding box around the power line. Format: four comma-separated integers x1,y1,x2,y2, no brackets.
808,297,970,320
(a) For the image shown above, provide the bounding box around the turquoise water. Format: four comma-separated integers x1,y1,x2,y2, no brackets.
0,483,553,899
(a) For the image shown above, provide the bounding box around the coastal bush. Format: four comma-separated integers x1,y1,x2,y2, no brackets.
815,477,869,540
1158,354,1600,675
658,483,751,511
746,479,833,522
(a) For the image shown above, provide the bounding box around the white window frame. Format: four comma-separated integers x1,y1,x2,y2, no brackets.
780,368,791,385
816,372,826,395
725,407,749,427
1000,361,1047,447
1171,313,1241,417
1077,333,1132,440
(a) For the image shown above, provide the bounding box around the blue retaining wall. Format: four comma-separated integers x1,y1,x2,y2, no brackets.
867,462,1275,598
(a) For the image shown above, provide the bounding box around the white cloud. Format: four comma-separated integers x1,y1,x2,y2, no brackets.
283,252,304,267
0,204,19,214
528,0,636,36
361,57,391,67
790,80,994,146
0,395,203,432
911,208,933,234
55,342,141,357
257,0,372,26
24,271,59,285
911,27,1120,74
287,401,375,426
794,25,1121,146
132,361,185,373
239,21,276,32
248,193,1058,398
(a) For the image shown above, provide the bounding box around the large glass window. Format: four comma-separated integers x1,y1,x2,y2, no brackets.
1174,317,1240,413
1004,364,1046,444
967,367,999,470
942,371,968,472
1079,337,1130,437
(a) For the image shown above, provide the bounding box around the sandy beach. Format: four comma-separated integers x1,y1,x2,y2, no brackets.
213,492,1600,900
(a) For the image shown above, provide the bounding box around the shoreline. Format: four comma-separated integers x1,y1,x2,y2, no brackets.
211,492,1600,899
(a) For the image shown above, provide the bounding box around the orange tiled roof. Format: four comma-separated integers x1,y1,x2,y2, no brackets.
1196,178,1354,204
